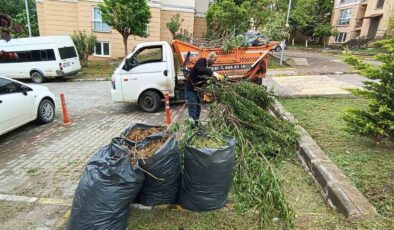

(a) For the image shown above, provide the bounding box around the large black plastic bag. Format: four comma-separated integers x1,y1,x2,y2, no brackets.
67,138,144,230
135,134,181,206
178,133,236,211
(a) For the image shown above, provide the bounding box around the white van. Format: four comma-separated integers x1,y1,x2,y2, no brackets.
0,36,81,83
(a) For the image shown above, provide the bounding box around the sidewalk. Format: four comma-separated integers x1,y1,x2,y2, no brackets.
263,74,368,97
272,50,354,76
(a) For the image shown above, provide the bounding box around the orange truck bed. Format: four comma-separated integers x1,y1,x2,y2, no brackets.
172,40,278,79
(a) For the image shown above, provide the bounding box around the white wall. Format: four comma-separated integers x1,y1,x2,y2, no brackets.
195,0,209,14
161,0,195,9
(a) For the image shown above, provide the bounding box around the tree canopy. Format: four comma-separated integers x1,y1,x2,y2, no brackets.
206,0,250,40
206,0,334,42
0,0,39,37
98,0,151,55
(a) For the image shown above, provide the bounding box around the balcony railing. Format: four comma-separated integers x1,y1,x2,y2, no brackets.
355,19,363,28
376,0,385,9
337,18,351,26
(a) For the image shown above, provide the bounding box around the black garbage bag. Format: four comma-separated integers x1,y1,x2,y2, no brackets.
120,123,165,142
67,138,144,230
135,134,181,206
178,133,236,211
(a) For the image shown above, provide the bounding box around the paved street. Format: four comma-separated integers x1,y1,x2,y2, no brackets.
0,81,187,229
271,50,353,76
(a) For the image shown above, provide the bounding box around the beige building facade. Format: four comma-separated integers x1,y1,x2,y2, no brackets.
36,0,209,59
329,0,394,45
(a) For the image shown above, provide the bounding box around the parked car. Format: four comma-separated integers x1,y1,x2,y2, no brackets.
0,76,56,136
0,36,81,83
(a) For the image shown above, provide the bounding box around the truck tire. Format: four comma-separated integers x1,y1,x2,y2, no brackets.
139,91,161,113
31,71,45,84
274,45,281,52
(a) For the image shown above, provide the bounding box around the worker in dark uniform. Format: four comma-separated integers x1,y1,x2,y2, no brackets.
185,52,224,128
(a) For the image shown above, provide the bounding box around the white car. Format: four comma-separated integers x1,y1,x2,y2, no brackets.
0,76,56,136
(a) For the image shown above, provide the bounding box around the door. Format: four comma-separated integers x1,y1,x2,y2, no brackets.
121,45,169,101
367,17,381,39
0,78,35,134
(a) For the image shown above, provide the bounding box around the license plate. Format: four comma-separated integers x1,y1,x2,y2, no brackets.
63,62,70,68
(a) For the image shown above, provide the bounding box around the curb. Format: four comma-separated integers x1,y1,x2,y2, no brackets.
270,99,377,220
277,93,358,99
268,71,359,77
67,77,111,82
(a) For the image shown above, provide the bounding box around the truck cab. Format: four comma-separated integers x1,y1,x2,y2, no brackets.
111,41,183,112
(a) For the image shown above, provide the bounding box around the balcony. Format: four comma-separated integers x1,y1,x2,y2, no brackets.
376,0,385,9
355,19,363,28
337,18,351,26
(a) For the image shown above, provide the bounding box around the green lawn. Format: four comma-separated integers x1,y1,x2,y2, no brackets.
76,60,118,78
128,205,260,229
268,55,291,70
280,98,394,218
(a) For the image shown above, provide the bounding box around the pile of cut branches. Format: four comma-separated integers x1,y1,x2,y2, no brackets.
202,81,298,228
126,127,166,142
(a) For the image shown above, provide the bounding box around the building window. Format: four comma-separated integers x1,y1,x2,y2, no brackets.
94,42,110,57
334,32,347,43
337,8,352,26
376,0,385,9
340,0,359,4
92,7,111,32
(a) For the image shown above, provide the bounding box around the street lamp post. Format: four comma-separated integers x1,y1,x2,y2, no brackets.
24,0,32,37
280,0,292,65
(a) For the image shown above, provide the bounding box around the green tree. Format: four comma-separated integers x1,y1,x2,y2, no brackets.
206,0,249,40
313,23,338,48
0,13,23,60
71,31,97,67
343,32,394,144
98,0,151,56
0,0,39,36
166,14,183,39
165,14,192,42
280,0,333,42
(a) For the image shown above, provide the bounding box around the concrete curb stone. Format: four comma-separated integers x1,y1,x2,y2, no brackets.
270,98,377,220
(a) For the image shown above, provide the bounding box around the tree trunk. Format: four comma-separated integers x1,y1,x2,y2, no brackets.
123,36,128,56
323,37,326,48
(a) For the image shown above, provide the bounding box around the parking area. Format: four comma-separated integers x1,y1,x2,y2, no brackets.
0,81,187,229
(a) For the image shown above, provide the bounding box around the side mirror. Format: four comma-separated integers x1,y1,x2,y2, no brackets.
21,85,30,96
123,59,130,71
123,58,137,71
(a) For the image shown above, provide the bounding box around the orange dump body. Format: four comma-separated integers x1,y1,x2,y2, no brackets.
172,40,278,79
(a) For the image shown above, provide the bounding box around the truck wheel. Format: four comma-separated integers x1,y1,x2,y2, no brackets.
275,46,282,52
139,91,161,113
31,71,45,84
37,99,55,123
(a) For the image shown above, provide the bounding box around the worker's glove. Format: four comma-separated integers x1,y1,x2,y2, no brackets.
213,72,225,81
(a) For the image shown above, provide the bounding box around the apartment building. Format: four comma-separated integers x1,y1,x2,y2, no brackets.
36,0,209,59
329,0,394,45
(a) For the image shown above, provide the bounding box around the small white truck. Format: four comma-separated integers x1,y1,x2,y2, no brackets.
111,41,181,112
111,40,273,112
